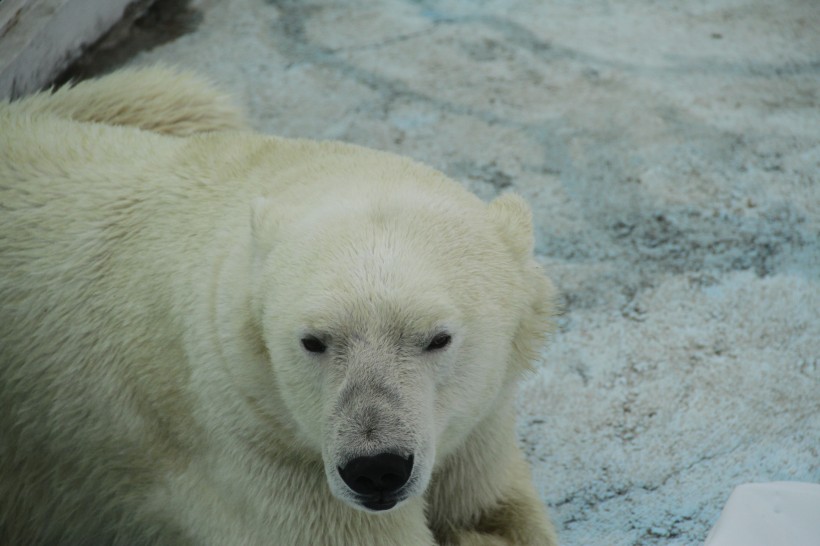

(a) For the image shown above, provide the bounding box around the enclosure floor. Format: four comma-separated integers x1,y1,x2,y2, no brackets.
88,0,820,543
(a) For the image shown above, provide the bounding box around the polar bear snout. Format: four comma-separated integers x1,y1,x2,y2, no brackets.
324,375,434,512
338,453,414,511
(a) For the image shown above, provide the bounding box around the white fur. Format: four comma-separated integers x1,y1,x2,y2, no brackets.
0,67,558,545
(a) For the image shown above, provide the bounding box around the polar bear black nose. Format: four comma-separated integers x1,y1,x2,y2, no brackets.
338,453,414,496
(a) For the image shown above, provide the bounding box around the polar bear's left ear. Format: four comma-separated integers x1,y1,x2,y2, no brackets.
488,193,535,262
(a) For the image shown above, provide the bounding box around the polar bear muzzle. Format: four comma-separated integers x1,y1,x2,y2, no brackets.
338,453,414,511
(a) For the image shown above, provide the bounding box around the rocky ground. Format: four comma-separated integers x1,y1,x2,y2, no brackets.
68,0,819,543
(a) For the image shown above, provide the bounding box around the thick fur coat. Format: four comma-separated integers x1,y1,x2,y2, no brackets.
0,67,558,545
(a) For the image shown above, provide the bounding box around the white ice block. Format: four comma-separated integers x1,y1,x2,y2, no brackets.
705,482,820,546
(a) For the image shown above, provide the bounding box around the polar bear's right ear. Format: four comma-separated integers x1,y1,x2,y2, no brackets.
488,193,535,262
250,196,277,257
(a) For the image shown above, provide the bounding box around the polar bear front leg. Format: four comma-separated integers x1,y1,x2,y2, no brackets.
440,453,558,546
426,403,558,546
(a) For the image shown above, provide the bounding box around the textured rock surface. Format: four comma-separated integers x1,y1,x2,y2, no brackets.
96,0,819,543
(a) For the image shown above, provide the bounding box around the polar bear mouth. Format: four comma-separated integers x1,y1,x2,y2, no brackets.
355,481,417,512
361,497,399,511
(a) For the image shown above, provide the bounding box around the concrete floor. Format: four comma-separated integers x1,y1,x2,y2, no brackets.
69,0,820,544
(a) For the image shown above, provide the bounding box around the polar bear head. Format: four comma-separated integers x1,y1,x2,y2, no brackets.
246,154,554,513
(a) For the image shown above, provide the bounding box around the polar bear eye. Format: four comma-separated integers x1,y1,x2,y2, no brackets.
301,336,327,354
425,333,451,351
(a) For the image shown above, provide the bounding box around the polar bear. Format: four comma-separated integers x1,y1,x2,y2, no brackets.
0,67,558,545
